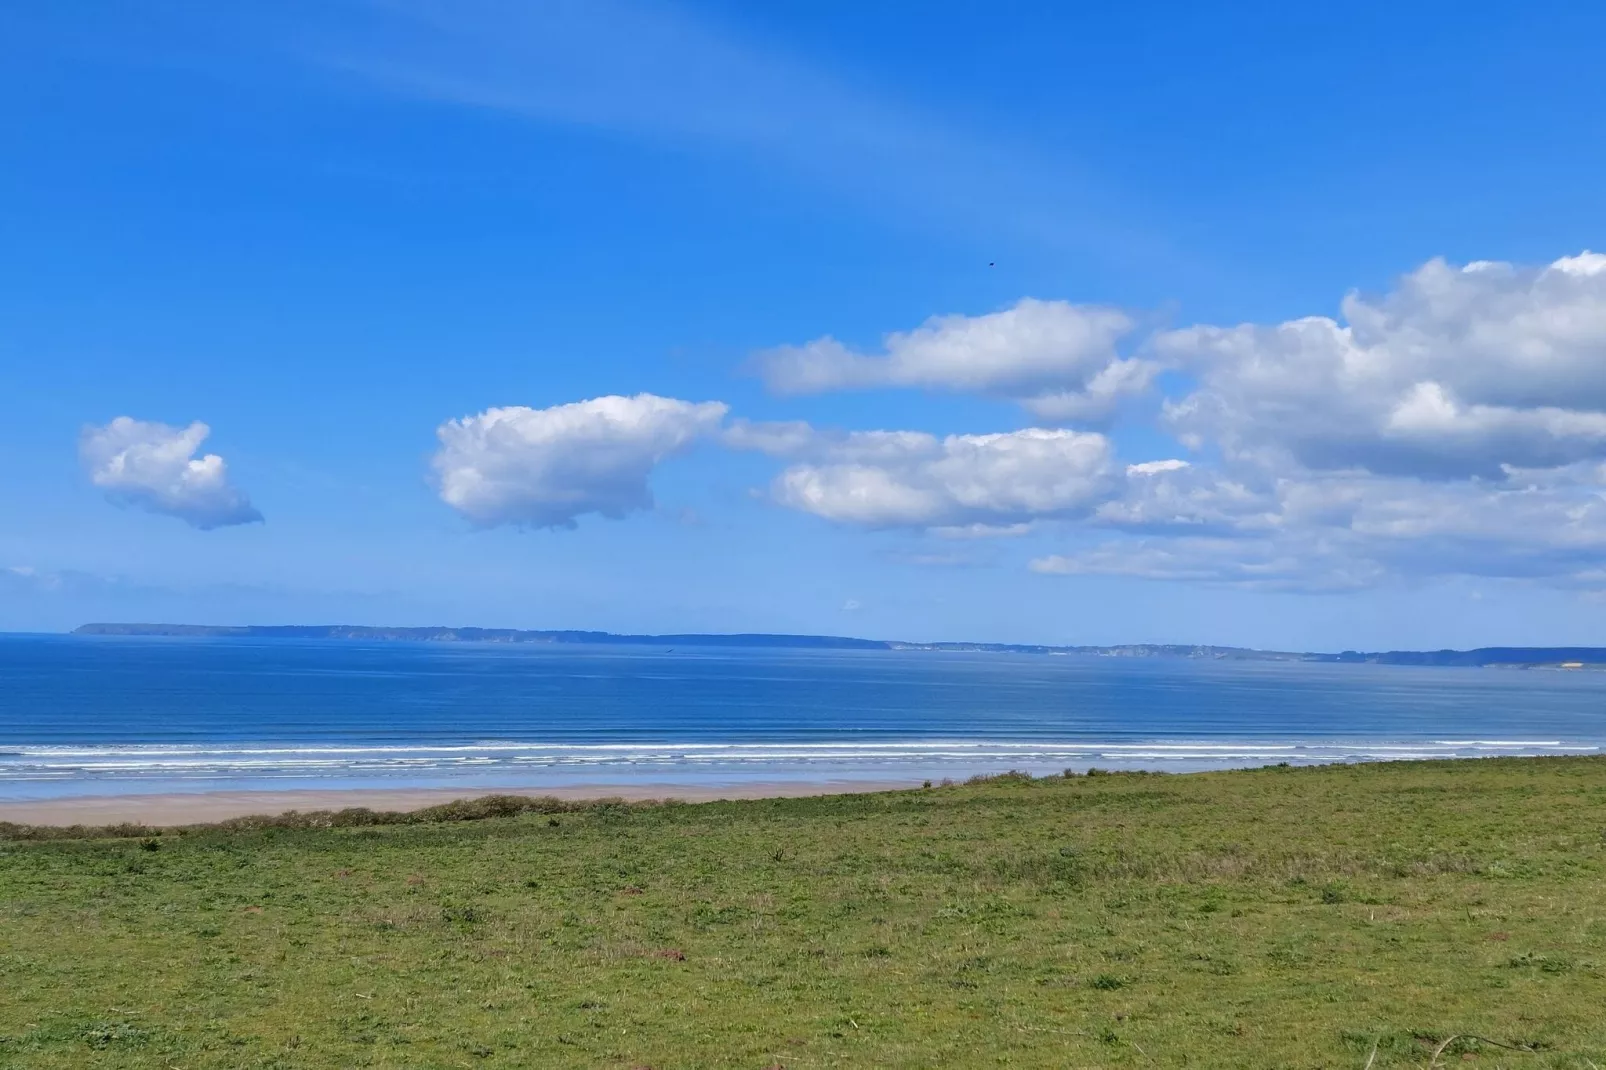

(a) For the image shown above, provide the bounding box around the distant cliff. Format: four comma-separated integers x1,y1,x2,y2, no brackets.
1311,647,1606,668
71,624,1289,657
68,624,1606,667
71,623,891,649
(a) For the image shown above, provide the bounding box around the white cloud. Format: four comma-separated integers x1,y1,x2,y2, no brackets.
932,522,1036,539
433,394,727,528
1341,477,1606,582
1005,251,1606,592
756,299,1153,422
1031,535,1385,593
420,251,1606,593
1093,462,1277,534
1159,252,1606,478
1019,356,1163,422
79,417,262,529
1043,463,1606,591
768,426,1115,528
1126,459,1190,476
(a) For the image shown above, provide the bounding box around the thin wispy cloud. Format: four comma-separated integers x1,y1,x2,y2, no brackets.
301,0,1175,265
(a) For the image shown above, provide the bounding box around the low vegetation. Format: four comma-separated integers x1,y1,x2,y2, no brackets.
2,758,1604,1068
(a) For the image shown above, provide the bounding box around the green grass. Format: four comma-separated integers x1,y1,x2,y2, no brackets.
3,758,1605,1068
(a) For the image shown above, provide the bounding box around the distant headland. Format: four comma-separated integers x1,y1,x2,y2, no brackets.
68,623,1606,668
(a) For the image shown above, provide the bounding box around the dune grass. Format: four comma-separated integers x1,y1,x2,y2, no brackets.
2,758,1605,1068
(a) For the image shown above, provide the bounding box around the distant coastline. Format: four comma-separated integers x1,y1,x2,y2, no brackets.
68,622,1606,668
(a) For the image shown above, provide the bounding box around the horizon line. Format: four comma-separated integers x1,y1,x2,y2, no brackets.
52,623,1606,662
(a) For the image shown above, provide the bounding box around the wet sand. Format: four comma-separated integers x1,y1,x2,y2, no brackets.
0,779,920,827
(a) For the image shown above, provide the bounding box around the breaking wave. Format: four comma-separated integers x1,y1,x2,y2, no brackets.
1,738,1594,789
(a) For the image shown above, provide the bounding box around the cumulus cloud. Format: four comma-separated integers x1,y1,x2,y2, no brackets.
1018,356,1163,422
1037,461,1606,592
433,394,728,528
1004,250,1606,592
1159,252,1606,478
1092,461,1279,534
1335,476,1606,582
79,418,262,529
422,252,1606,593
756,299,1154,422
759,425,1115,528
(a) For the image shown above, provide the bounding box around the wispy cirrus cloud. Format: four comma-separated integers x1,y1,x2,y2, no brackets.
301,0,1170,264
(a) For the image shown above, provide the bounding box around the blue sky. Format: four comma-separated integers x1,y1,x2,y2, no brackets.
4,0,1606,649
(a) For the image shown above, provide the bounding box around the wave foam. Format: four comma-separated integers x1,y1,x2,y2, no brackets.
0,738,1595,785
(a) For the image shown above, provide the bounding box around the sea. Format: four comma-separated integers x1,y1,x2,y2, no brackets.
1,633,1602,800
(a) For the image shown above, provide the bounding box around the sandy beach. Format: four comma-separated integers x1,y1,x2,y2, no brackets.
0,778,919,827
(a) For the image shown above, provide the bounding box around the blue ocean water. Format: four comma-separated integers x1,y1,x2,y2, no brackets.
0,634,1602,799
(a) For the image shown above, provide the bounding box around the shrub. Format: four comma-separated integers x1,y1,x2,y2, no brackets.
966,770,1037,786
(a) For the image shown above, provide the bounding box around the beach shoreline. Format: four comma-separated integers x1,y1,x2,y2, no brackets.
0,778,921,827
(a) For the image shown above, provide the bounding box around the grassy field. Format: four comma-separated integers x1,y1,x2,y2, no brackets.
2,759,1605,1069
